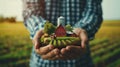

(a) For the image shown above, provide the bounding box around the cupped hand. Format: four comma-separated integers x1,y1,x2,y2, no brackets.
32,30,60,60
35,45,60,60
58,28,88,60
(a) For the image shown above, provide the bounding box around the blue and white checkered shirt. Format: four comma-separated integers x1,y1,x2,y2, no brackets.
22,0,103,67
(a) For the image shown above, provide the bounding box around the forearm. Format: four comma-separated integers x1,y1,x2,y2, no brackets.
22,0,46,39
73,0,103,40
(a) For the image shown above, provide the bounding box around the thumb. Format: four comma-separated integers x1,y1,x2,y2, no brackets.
34,39,41,49
81,35,88,48
81,40,86,48
80,31,88,48
33,30,44,49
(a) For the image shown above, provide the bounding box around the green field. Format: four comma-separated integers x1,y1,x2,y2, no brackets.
0,21,120,67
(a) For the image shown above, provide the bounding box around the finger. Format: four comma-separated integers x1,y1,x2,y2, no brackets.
80,31,88,48
60,48,67,55
45,47,64,60
81,38,88,48
49,54,60,60
66,46,82,59
59,53,73,60
34,30,44,39
73,28,81,36
33,30,44,49
66,45,81,51
81,39,86,48
66,46,82,56
40,45,54,55
36,45,54,55
34,39,41,49
60,47,73,60
41,48,60,60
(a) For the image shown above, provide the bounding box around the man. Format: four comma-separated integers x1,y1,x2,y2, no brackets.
22,0,103,67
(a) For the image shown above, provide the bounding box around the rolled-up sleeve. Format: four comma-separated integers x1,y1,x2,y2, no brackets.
22,0,46,39
74,0,103,40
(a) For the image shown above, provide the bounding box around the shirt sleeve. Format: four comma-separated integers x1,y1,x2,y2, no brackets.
22,0,46,39
73,0,103,40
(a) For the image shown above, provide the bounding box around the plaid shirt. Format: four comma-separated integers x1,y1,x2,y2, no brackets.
22,0,103,67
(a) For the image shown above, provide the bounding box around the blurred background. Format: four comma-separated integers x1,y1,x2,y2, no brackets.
0,0,120,67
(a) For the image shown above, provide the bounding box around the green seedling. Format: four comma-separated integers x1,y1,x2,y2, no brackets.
57,40,61,46
66,40,72,45
53,40,57,47
61,40,67,46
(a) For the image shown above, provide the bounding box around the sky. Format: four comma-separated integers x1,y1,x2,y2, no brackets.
0,0,120,21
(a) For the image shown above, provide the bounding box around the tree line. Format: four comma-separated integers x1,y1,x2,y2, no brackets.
0,15,16,23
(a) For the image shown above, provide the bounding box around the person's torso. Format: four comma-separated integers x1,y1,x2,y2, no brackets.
44,0,86,26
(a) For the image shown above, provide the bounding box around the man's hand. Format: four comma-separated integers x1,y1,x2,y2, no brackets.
32,28,88,60
35,45,60,60
73,28,88,48
58,28,88,60
32,30,60,60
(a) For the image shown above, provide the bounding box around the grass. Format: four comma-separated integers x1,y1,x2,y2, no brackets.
0,22,32,67
107,59,120,67
0,20,120,67
89,20,120,67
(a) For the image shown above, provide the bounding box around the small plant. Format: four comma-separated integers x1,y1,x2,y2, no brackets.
65,24,73,32
44,21,56,35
